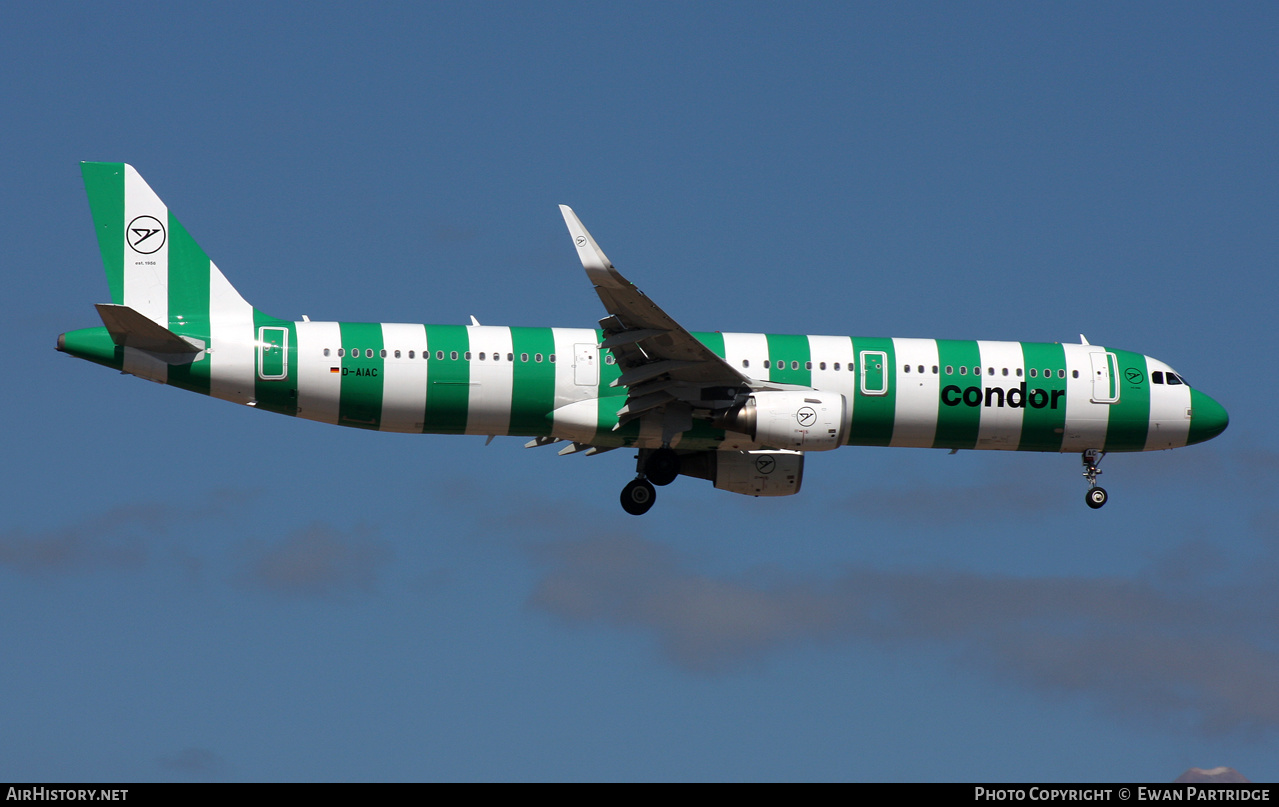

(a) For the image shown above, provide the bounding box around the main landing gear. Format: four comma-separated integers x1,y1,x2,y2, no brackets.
619,447,682,515
621,478,657,516
1082,449,1108,509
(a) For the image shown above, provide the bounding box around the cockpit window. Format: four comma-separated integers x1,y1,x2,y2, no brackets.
1166,373,1183,386
1152,371,1164,384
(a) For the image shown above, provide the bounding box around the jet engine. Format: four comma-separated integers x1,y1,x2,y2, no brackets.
678,449,805,497
715,390,848,451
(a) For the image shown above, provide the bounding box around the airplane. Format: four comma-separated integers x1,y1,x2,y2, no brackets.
59,163,1229,515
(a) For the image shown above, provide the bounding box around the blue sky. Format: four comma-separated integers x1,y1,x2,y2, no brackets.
3,2,1277,781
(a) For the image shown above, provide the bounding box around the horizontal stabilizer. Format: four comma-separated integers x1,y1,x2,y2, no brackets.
95,304,201,356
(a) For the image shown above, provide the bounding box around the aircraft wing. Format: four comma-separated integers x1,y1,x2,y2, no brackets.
559,206,753,428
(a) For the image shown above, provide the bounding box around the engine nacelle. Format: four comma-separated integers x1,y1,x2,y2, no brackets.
716,390,848,451
712,450,804,497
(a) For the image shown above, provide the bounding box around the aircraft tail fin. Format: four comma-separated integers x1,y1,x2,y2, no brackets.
80,162,254,332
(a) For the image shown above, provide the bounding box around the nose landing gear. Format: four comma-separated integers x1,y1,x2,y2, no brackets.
1082,449,1107,509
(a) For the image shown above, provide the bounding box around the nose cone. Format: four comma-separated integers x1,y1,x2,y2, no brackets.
1187,389,1229,445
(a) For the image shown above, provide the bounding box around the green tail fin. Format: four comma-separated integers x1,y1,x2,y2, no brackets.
80,162,252,332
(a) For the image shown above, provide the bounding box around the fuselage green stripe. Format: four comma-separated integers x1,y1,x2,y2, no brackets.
694,330,726,361
1016,341,1067,451
1102,348,1152,452
849,336,896,447
932,340,983,450
509,326,557,437
765,333,812,387
335,322,383,428
423,324,470,434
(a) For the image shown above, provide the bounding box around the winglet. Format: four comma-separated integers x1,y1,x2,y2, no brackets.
559,205,627,288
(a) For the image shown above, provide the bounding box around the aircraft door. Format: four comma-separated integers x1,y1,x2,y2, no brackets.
573,343,598,386
859,350,888,396
257,326,289,381
1089,351,1119,403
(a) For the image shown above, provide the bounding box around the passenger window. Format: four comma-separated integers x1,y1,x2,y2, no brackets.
1043,368,1050,378
507,353,513,362
763,360,771,370
450,351,458,361
988,367,994,376
521,353,529,362
919,365,925,374
436,351,444,361
1072,370,1079,378
833,362,840,371
791,361,798,370
535,353,542,362
465,352,472,360
1030,369,1037,378
904,364,911,373
820,362,827,370
742,359,750,368
1058,370,1065,378
945,365,953,375
479,352,486,361
550,354,556,363
364,349,373,358
1016,368,1023,377
1001,368,1008,376
393,350,400,359
408,350,414,359
959,366,967,375
932,366,938,374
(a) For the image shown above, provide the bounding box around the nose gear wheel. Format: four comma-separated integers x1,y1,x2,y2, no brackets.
1082,450,1108,509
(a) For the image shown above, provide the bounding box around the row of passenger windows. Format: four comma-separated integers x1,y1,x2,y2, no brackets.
323,348,563,363
904,365,1076,379
320,347,1084,380
736,358,1078,379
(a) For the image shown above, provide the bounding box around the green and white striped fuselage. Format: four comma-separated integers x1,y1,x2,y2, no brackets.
61,318,1223,455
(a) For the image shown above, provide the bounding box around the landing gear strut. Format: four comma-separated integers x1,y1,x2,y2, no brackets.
1082,449,1108,509
620,477,657,516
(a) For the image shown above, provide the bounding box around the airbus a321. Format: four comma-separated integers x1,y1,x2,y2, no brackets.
59,164,1229,514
